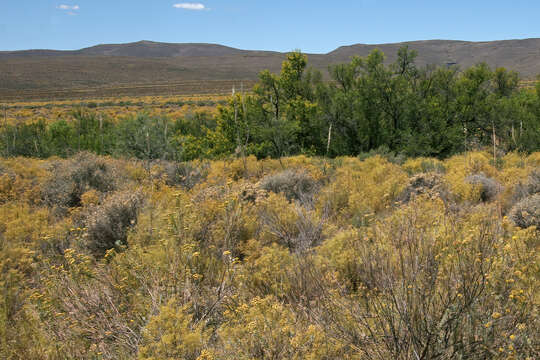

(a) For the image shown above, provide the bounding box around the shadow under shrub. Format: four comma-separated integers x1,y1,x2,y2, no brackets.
42,152,117,210
81,190,143,256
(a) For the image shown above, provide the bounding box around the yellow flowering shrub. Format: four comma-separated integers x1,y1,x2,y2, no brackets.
239,242,294,298
139,300,210,360
216,296,297,359
526,152,540,166
444,151,498,201
0,158,47,204
320,155,407,225
1,151,539,359
402,156,445,174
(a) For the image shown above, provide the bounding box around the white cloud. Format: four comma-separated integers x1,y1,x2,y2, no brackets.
173,3,206,10
57,4,79,11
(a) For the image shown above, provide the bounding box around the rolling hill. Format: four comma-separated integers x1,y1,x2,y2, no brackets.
1,39,539,100
0,41,259,58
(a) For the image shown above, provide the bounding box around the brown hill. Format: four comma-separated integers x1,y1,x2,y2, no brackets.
0,40,278,58
327,38,540,74
78,41,249,57
1,39,539,101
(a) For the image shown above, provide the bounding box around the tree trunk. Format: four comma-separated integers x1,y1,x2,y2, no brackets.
326,122,333,156
3,105,8,156
77,114,81,152
146,130,150,159
99,114,103,154
492,120,497,165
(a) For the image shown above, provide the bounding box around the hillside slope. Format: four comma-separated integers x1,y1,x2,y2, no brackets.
1,39,539,100
328,38,540,74
0,41,263,58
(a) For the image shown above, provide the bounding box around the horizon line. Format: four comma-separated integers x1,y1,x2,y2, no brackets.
2,37,540,55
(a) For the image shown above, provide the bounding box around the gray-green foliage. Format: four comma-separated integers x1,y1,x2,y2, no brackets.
260,169,318,201
399,173,447,203
465,174,501,202
509,193,540,229
42,152,117,209
114,113,177,160
82,190,143,256
514,168,540,201
152,160,209,189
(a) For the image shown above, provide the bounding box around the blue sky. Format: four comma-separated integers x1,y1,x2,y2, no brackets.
1,1,539,53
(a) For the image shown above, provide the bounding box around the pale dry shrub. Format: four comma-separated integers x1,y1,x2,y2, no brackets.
399,172,448,203
258,193,327,252
513,168,540,201
151,160,208,189
259,169,317,202
509,194,540,229
43,152,116,209
524,168,540,194
465,173,501,202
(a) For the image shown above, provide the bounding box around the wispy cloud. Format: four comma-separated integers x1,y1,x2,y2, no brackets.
173,3,206,10
57,4,80,10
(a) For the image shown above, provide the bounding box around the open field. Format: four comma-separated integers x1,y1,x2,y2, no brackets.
0,80,257,102
1,94,231,125
0,53,277,101
521,79,538,89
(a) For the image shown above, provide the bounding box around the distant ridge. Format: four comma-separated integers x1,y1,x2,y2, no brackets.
327,38,540,72
0,40,278,58
78,41,248,57
1,39,539,100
